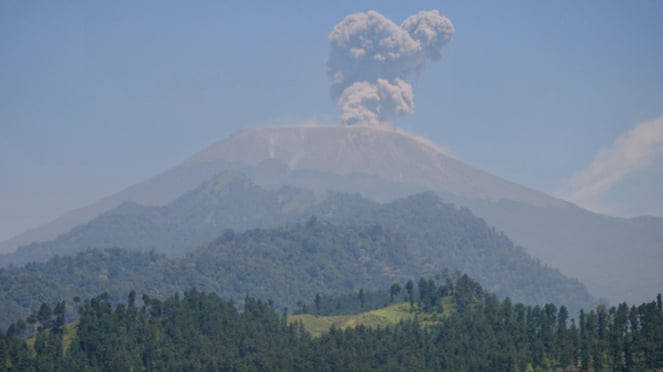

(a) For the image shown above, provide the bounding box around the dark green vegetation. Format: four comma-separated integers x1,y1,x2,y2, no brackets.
0,173,596,329
0,220,411,330
2,277,662,371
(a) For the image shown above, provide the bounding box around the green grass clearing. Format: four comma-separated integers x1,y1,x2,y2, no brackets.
289,299,455,337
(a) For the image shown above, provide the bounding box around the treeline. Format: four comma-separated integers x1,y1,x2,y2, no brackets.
2,276,662,371
1,290,309,371
407,275,663,370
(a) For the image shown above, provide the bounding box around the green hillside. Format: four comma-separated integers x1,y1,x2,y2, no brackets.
0,220,416,330
0,172,597,326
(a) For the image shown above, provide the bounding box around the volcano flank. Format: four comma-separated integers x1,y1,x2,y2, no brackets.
186,124,567,208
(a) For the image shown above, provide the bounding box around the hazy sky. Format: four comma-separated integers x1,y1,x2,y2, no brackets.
2,0,662,242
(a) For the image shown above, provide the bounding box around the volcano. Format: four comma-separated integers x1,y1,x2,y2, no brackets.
185,124,567,208
2,124,661,305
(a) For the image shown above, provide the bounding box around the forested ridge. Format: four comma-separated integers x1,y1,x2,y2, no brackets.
0,172,596,321
0,220,413,330
0,212,596,331
2,276,662,371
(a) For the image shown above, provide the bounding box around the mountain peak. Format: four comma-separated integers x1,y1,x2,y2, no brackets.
186,124,566,208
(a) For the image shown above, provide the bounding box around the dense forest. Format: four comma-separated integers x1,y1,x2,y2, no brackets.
0,211,595,330
0,172,596,319
0,219,413,330
2,276,662,371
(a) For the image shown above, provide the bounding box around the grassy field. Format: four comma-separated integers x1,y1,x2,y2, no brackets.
289,298,455,337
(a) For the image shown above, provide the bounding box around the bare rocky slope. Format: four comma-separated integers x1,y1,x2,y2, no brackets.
186,125,567,208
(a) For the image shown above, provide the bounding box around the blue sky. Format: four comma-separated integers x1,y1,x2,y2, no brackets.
1,0,663,241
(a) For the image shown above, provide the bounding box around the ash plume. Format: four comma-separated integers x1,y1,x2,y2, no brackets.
328,10,454,126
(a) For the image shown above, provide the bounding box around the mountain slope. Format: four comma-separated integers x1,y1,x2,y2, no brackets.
187,125,566,208
0,172,595,314
0,172,314,262
0,159,243,254
456,198,663,305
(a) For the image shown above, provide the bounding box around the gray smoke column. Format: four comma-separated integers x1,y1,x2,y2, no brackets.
328,10,454,126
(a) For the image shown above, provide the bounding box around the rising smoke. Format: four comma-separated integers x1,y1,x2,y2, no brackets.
328,10,454,126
